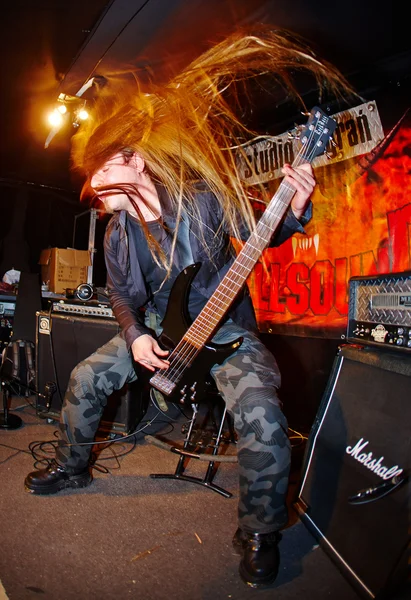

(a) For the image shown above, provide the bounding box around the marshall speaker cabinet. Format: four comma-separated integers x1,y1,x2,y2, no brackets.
35,311,147,434
294,344,411,599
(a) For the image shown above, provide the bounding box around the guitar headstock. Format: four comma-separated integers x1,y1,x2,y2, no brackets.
297,107,337,163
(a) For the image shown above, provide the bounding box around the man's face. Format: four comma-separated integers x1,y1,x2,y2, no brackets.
90,153,139,213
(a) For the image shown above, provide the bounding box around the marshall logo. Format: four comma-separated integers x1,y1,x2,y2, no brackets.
346,438,403,480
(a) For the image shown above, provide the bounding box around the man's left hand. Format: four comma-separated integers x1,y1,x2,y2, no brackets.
281,163,315,220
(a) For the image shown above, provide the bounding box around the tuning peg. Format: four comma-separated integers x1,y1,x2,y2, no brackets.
301,111,311,116
329,138,338,147
325,152,333,160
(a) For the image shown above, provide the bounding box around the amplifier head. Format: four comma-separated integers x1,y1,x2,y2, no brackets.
347,271,411,352
52,300,114,319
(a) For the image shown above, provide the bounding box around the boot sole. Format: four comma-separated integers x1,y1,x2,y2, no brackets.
24,473,92,495
239,562,279,589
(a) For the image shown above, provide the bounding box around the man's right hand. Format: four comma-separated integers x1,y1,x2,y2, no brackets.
131,334,170,372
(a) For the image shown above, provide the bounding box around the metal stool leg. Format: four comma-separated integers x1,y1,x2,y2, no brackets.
149,401,236,498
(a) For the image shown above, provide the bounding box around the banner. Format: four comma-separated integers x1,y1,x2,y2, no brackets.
235,103,411,338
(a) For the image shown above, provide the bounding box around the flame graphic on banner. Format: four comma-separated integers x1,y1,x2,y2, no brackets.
241,108,411,337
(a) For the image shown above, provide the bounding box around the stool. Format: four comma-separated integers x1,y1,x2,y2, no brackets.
147,395,237,498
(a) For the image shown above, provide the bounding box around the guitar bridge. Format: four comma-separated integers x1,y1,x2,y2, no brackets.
150,372,176,396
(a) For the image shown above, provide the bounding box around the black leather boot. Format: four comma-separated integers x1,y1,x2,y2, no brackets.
24,461,92,495
232,528,282,588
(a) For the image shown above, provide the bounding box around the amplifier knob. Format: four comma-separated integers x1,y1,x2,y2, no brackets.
396,337,404,346
407,339,411,348
397,327,404,335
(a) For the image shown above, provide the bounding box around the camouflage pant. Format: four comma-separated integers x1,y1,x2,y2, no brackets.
57,322,291,535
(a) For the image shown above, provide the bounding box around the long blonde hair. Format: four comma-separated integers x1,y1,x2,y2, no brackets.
71,25,353,269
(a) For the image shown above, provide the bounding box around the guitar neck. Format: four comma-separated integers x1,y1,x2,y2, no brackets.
150,107,335,395
184,179,297,348
176,106,335,351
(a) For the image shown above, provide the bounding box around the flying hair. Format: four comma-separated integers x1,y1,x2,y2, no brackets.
71,25,354,270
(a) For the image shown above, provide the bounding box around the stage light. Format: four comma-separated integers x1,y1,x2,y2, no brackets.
44,97,88,142
44,77,96,148
77,108,89,121
47,108,64,128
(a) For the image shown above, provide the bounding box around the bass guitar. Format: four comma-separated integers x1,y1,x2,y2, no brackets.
149,107,336,405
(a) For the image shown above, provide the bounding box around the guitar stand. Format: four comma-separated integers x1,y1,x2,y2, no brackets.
148,399,237,498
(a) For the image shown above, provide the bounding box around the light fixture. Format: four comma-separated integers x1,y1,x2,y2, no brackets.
47,108,64,128
77,108,89,121
71,103,90,128
44,78,95,148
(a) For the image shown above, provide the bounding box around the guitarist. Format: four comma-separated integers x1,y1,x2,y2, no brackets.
25,27,350,588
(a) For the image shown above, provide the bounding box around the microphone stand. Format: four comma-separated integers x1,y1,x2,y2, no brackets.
0,379,23,430
0,376,52,430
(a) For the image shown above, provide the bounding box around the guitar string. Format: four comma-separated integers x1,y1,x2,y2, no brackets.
152,116,328,391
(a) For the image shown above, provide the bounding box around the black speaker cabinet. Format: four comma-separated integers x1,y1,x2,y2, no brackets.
35,311,146,434
294,345,411,599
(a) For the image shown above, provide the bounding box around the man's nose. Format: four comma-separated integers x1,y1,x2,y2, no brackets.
90,172,102,189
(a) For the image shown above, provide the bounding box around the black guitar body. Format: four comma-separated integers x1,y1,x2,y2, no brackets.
150,263,243,405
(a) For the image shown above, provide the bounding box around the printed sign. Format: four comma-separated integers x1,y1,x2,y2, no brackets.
237,102,384,186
